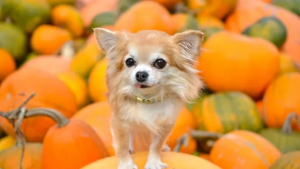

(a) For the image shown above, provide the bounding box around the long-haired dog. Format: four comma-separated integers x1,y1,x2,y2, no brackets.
94,28,204,169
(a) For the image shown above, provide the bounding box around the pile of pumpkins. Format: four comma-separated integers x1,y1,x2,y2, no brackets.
0,0,300,168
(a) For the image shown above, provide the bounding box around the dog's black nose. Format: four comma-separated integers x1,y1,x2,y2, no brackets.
136,71,148,82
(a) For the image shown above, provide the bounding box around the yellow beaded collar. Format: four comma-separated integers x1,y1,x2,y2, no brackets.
133,94,169,104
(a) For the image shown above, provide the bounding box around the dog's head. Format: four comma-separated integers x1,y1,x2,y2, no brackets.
94,28,204,102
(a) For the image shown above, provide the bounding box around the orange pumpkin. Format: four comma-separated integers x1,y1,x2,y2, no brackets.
20,55,71,75
82,151,221,169
0,143,43,169
0,68,77,142
225,0,300,67
88,58,108,102
196,31,279,99
42,118,109,169
199,153,211,162
72,101,114,155
210,130,281,169
31,25,72,55
115,1,175,34
80,0,117,27
188,0,237,19
263,72,300,129
51,4,84,37
0,49,16,82
57,71,89,108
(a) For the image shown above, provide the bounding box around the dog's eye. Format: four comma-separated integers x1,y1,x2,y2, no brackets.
154,59,167,69
125,58,135,67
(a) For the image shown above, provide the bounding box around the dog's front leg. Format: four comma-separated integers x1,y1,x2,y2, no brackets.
111,117,137,169
145,124,173,169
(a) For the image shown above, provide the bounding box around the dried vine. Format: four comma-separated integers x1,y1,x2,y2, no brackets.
0,93,69,169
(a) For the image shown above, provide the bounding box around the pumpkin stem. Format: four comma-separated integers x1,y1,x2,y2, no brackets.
0,93,69,169
189,129,222,139
281,112,297,134
173,133,189,152
25,108,69,127
15,107,27,169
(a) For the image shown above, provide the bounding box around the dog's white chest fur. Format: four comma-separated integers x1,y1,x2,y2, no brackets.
121,98,183,133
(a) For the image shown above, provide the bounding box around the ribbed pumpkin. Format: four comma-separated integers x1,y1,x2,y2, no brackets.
259,113,300,153
51,4,84,37
0,68,77,142
225,0,300,67
270,151,300,169
196,31,279,99
115,1,175,34
263,72,300,129
82,151,221,169
210,130,281,169
193,92,264,133
72,101,114,155
0,49,16,82
42,117,109,169
0,143,43,169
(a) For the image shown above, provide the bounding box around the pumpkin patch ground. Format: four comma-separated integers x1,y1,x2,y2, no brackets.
0,0,299,168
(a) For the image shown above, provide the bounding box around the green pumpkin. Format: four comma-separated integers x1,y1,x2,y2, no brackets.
0,23,27,61
242,16,287,49
3,0,51,33
270,151,300,169
89,12,117,30
260,113,300,154
193,91,264,134
272,0,300,17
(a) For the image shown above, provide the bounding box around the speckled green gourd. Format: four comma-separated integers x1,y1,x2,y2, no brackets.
272,0,300,17
259,113,300,154
242,16,287,48
270,151,300,169
193,91,264,134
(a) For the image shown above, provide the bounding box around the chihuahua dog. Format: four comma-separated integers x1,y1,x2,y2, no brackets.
94,28,204,169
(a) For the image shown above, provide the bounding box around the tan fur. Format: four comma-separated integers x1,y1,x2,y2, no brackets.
94,28,204,169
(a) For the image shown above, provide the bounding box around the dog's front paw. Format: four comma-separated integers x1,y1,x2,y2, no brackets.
162,144,171,152
118,161,138,169
144,160,168,169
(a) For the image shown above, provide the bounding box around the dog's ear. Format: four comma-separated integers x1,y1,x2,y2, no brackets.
172,30,204,60
94,28,118,54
